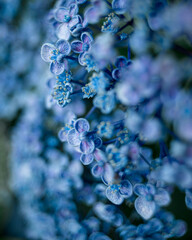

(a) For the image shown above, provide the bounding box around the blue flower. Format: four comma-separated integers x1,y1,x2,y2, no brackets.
41,40,71,75
89,72,109,93
112,0,128,14
91,149,114,185
66,118,102,165
119,218,164,240
93,90,116,114
55,4,82,39
71,32,93,65
112,56,131,81
82,83,96,99
97,121,114,139
134,183,171,219
101,13,119,33
56,70,72,84
106,144,128,171
51,83,73,107
106,180,133,205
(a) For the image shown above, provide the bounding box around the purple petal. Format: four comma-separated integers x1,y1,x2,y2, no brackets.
68,15,81,30
134,196,156,219
84,7,100,24
134,184,147,196
101,163,114,185
69,4,78,16
94,149,106,162
154,188,170,206
80,139,95,154
56,39,71,55
50,61,65,75
115,56,128,68
67,129,81,146
92,163,103,177
41,43,55,62
119,180,133,198
71,40,83,53
81,32,93,44
55,7,70,22
112,0,128,14
75,118,90,133
106,185,124,205
80,153,94,165
56,23,71,40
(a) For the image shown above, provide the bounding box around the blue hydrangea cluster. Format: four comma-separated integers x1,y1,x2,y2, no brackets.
1,0,192,239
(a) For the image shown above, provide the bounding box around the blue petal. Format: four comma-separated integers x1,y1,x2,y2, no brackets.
154,188,170,206
106,185,124,205
112,68,121,81
55,7,70,22
84,7,100,24
56,23,71,40
146,184,156,195
185,190,192,209
80,153,94,165
58,126,70,142
172,220,187,237
94,137,102,148
101,163,114,185
67,129,81,146
134,183,147,196
119,180,133,198
69,3,78,16
75,118,90,133
134,196,156,219
41,43,55,62
56,39,71,55
50,61,65,75
112,0,128,14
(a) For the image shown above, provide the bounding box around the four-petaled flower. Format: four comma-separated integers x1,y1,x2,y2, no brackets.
41,40,71,75
112,56,131,81
106,180,133,205
55,4,82,40
67,118,102,165
71,32,93,65
134,183,171,220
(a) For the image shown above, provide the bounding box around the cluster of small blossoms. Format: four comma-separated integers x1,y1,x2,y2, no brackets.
38,0,192,239
1,0,191,239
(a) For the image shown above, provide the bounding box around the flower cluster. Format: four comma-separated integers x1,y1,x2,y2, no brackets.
1,0,192,239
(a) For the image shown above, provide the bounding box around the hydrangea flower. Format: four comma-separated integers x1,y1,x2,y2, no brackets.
106,180,133,205
112,56,131,81
97,121,114,139
134,183,171,219
71,32,93,65
51,82,73,107
55,3,81,40
41,40,71,75
93,90,116,114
